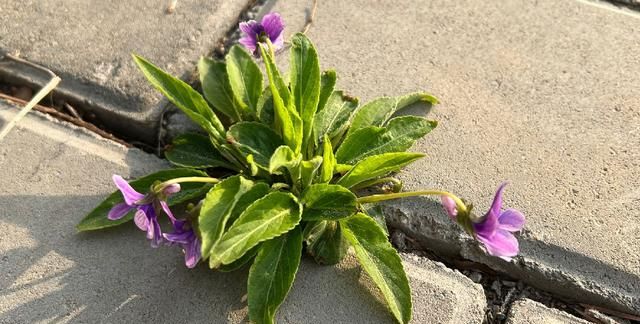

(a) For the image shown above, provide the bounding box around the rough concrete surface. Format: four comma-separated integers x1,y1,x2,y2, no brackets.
0,0,249,144
506,298,588,324
0,100,486,322
271,0,640,315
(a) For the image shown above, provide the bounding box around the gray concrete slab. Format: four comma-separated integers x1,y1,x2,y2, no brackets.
506,299,588,324
271,0,640,315
0,0,249,144
0,99,486,323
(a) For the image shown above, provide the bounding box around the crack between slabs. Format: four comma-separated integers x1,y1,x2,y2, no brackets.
387,223,640,324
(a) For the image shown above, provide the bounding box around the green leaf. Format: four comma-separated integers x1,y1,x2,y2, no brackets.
317,70,337,113
132,55,224,140
336,152,425,188
301,184,357,221
209,191,302,268
336,116,437,164
76,168,208,231
290,33,321,156
248,227,302,324
340,213,412,324
259,44,303,153
347,92,438,137
335,163,353,174
199,175,258,260
319,134,336,183
304,220,348,265
346,97,395,138
217,244,260,272
228,182,271,225
313,91,359,145
269,145,301,175
165,133,234,169
227,122,284,168
363,204,389,235
226,45,263,117
395,91,439,111
299,156,323,190
257,87,275,125
199,57,244,121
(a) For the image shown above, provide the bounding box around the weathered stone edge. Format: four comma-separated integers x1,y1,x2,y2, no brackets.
382,199,640,316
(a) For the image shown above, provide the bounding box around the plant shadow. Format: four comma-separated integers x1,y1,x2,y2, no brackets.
0,193,395,323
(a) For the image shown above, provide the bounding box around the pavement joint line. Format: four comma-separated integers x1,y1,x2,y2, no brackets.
576,0,640,18
0,75,60,141
390,227,601,323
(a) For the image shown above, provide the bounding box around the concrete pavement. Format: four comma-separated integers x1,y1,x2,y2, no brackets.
272,0,640,315
0,99,486,323
506,299,588,324
0,0,249,144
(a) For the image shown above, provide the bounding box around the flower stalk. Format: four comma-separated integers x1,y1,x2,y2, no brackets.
357,190,468,214
153,176,219,193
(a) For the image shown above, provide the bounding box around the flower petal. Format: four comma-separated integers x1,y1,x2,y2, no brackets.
473,214,498,238
134,208,149,231
477,229,519,261
239,20,260,35
271,34,285,52
185,239,201,268
499,209,525,232
148,218,163,248
108,203,132,220
164,231,192,245
162,184,181,196
261,13,285,42
239,36,257,54
440,196,458,219
112,175,144,205
473,182,509,237
160,201,176,222
490,182,509,217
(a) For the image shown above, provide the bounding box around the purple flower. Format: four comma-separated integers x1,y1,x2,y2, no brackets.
164,219,201,268
441,196,458,219
107,175,180,248
442,183,525,261
238,12,285,55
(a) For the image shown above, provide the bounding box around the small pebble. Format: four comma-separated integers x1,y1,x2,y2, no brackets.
502,280,517,288
469,272,482,283
491,280,501,292
390,230,407,251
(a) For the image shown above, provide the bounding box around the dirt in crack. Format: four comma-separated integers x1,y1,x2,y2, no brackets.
0,81,140,149
388,227,638,324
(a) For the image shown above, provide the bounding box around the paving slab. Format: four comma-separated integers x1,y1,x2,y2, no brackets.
0,100,486,323
0,0,249,144
271,0,640,315
506,298,588,324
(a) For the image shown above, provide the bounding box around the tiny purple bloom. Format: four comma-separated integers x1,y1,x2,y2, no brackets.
108,175,180,248
442,183,525,261
164,218,201,268
238,12,285,55
441,196,458,219
474,183,525,261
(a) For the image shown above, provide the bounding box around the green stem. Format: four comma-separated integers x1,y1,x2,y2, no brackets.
265,38,277,57
351,177,403,192
357,190,467,213
154,176,219,192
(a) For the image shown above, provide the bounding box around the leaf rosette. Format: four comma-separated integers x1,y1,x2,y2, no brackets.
78,12,525,324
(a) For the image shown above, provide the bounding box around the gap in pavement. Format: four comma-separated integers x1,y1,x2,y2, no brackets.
2,1,635,322
388,224,640,324
601,0,640,10
0,0,266,155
